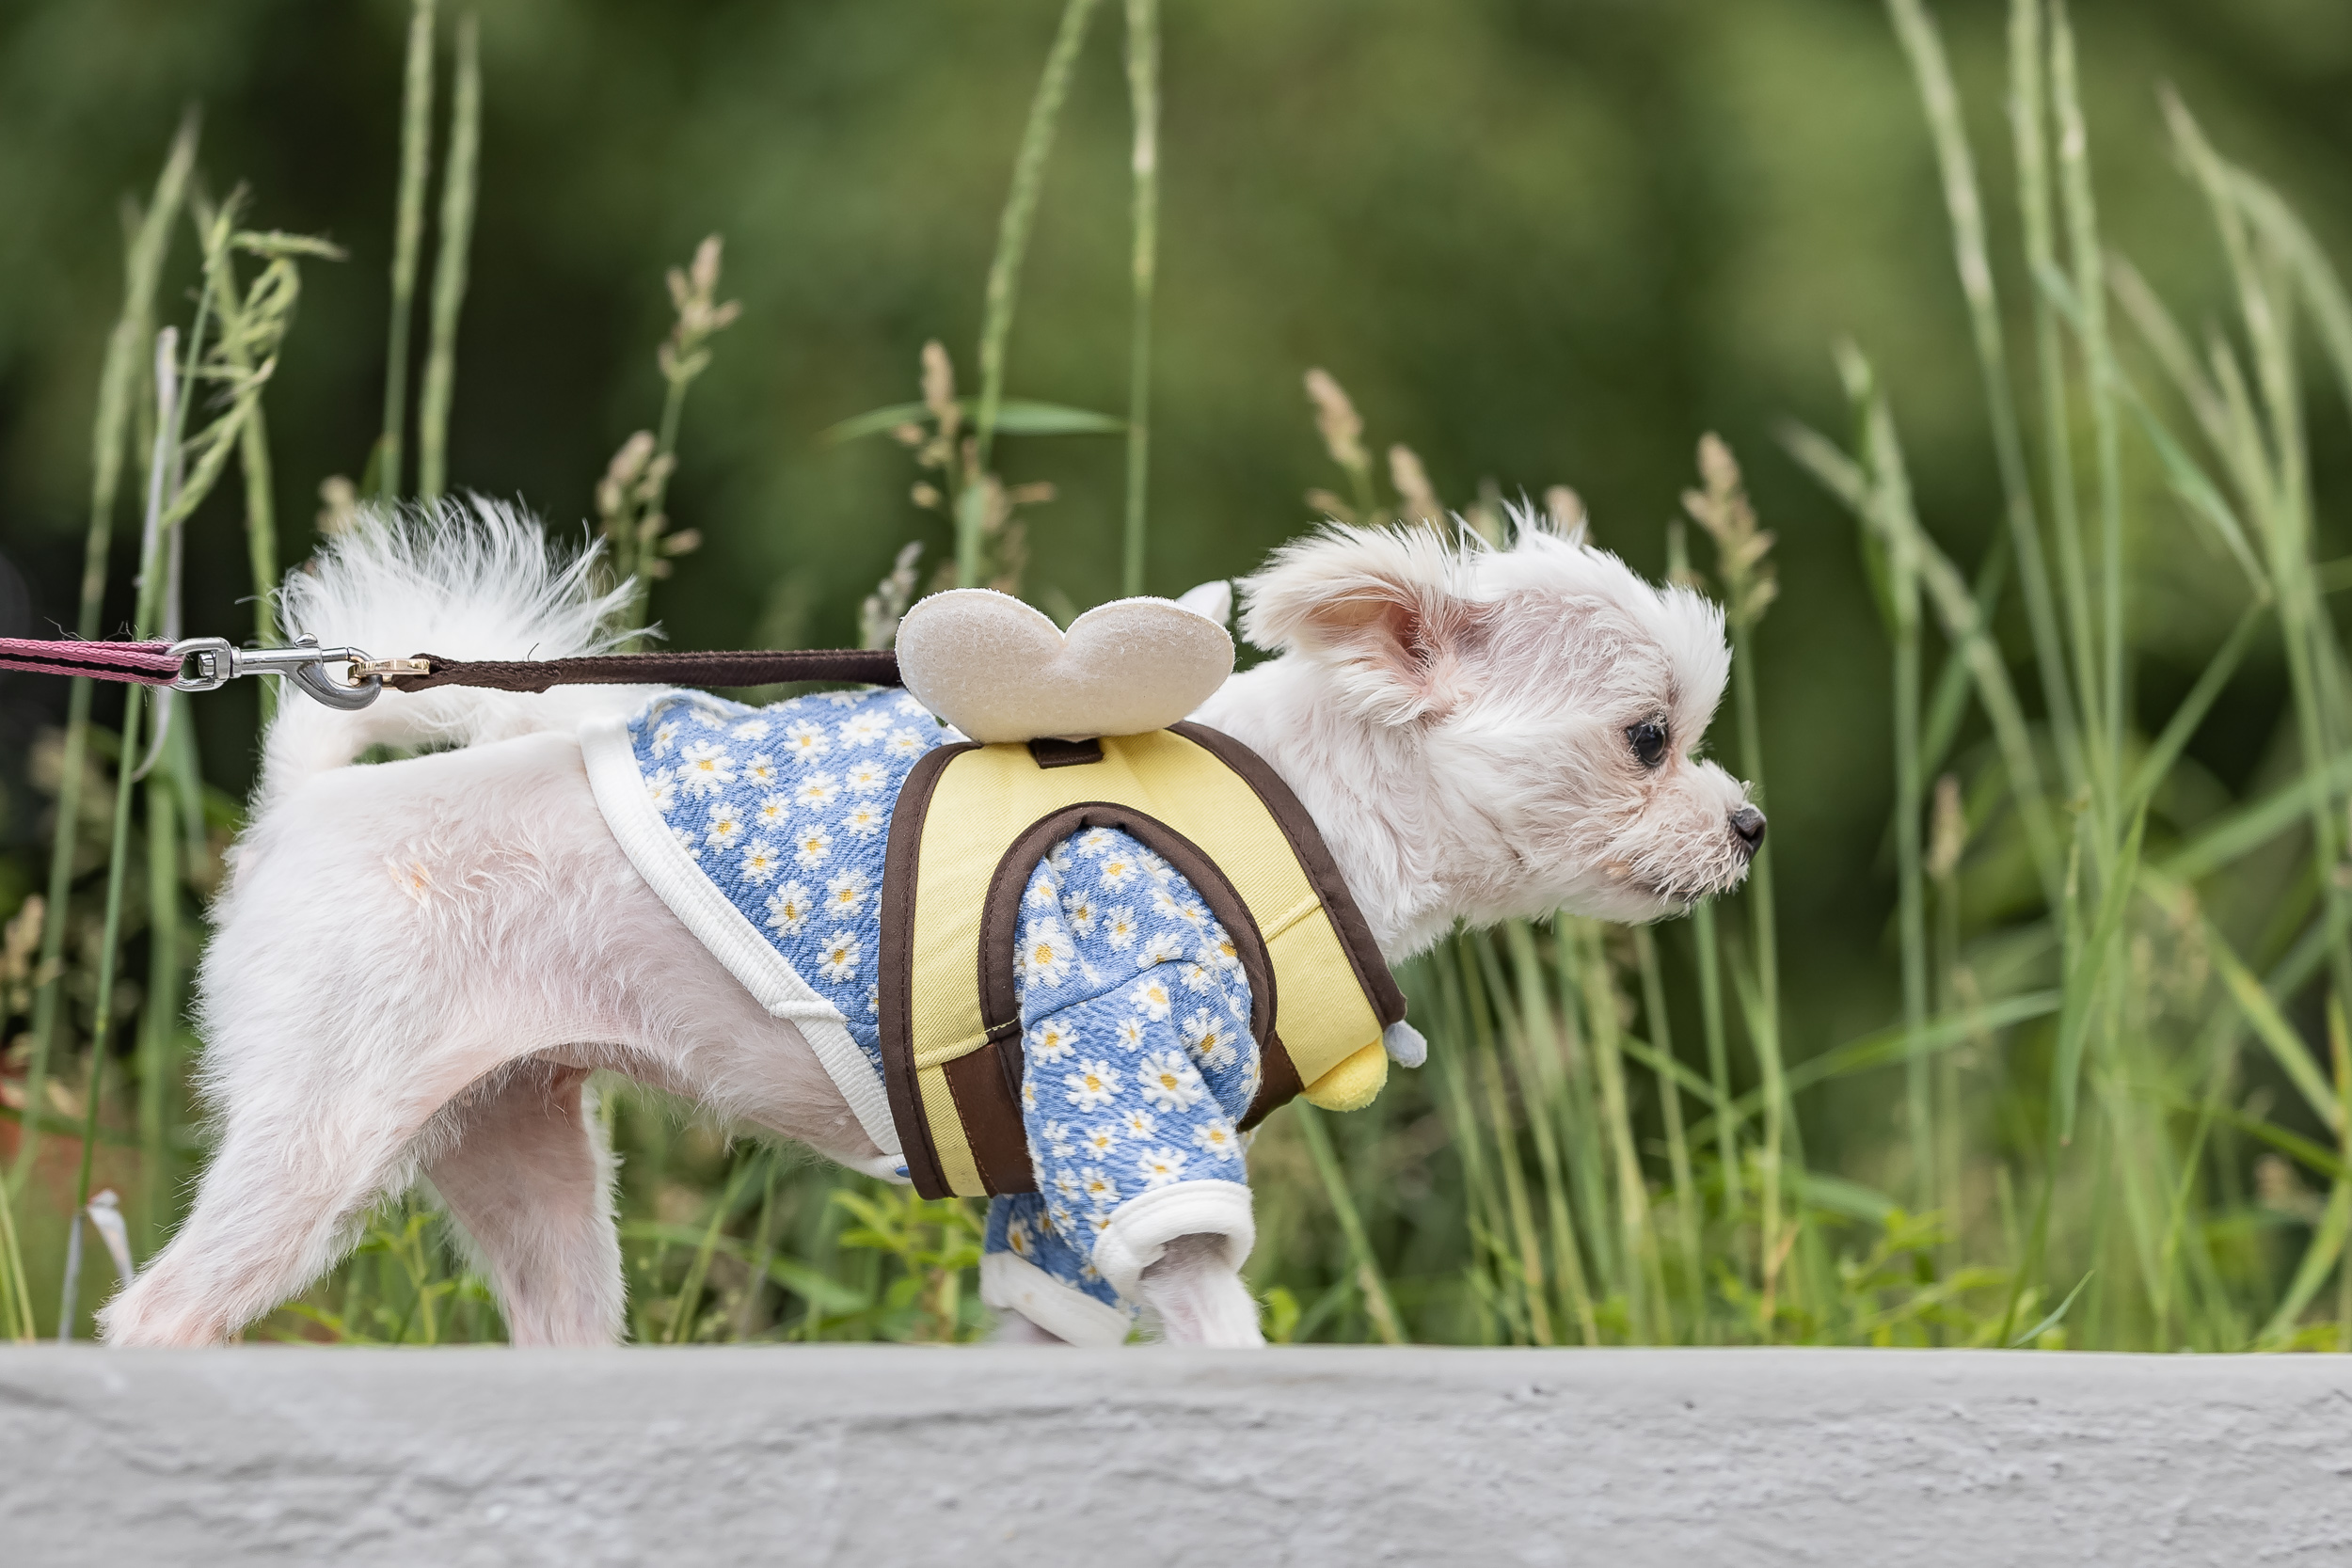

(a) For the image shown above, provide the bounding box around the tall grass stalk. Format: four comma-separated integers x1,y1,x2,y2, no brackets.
1887,0,2080,781
1458,940,1553,1342
1294,1105,1405,1343
1634,926,1706,1317
1812,0,2352,1346
1688,902,1740,1216
46,190,320,1328
201,199,334,710
1683,436,1791,1326
1547,929,1625,1312
418,11,481,503
60,331,184,1336
375,0,437,499
963,0,1102,586
1782,414,2066,904
0,1164,34,1339
1851,341,1934,1212
1425,942,1515,1340
237,381,280,687
11,121,197,1196
2012,0,2103,800
1668,515,1745,1242
2165,100,2352,1010
1120,0,1158,597
2050,4,2127,822
1499,922,1601,1343
135,765,180,1251
1574,923,1668,1338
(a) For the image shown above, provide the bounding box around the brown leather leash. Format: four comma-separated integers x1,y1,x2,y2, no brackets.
376,647,902,693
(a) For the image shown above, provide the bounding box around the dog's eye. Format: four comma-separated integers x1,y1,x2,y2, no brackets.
1628,720,1668,769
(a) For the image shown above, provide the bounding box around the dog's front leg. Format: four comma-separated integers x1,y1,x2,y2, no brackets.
1136,1233,1264,1347
992,1312,1072,1345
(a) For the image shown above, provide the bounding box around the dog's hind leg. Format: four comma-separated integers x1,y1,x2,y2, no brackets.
425,1059,622,1346
99,1044,494,1346
104,728,875,1346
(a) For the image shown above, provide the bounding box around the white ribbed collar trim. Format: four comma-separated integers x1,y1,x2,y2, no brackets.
978,1251,1134,1346
579,712,900,1157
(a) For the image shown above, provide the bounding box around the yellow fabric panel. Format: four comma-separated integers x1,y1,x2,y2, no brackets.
910,732,1278,1071
905,728,1391,1191
1263,919,1385,1085
918,1063,984,1196
1301,1038,1390,1111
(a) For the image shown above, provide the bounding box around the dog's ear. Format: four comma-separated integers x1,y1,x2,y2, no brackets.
1239,526,1486,723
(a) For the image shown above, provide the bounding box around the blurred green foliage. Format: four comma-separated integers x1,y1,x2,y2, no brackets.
2,0,2345,1056
4,0,2352,1343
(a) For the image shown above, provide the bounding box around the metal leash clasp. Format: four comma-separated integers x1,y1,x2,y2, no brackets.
168,635,386,710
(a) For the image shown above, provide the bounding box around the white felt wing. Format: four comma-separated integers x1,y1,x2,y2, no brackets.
895,588,1234,744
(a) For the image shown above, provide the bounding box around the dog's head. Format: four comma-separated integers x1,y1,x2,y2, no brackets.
1240,513,1759,925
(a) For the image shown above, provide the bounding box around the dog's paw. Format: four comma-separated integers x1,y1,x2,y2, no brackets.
991,1311,1073,1346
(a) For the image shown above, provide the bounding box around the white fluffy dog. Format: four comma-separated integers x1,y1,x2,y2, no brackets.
100,500,1760,1348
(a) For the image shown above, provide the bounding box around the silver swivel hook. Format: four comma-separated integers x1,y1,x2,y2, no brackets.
168,635,387,710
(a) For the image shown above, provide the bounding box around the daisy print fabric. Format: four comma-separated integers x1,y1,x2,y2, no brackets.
625,686,952,1082
982,825,1258,1327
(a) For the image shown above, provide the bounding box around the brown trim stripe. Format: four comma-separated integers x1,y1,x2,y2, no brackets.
875,722,1406,1197
877,739,980,1200
943,1042,1034,1195
975,800,1288,1193
386,647,903,694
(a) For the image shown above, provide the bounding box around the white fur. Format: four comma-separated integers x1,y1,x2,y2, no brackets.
262,499,661,807
101,499,1755,1350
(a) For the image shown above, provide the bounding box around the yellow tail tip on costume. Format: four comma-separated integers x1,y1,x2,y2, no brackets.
1301,1038,1389,1113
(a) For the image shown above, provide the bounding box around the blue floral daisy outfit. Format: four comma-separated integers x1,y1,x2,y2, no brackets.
581,687,1258,1344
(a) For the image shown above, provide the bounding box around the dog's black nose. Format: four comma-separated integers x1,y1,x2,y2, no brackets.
1730,804,1767,855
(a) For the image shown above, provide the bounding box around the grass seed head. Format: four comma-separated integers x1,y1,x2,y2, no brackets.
2,895,45,1016
315,474,360,536
1928,774,1966,880
1544,484,1585,539
861,540,927,650
660,234,739,383
1304,367,1367,474
921,340,961,442
1304,486,1356,524
1682,432,1777,628
598,431,658,521
1388,443,1442,523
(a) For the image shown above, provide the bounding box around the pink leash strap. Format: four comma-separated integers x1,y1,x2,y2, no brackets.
0,636,183,685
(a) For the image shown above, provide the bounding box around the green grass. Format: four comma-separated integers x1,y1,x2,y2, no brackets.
8,0,2352,1350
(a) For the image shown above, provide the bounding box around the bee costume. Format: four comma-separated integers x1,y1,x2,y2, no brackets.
582,590,1410,1342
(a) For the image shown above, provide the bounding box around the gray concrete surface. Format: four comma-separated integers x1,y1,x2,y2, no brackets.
3,1346,2348,1565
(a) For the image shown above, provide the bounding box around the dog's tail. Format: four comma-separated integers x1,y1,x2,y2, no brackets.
259,498,659,801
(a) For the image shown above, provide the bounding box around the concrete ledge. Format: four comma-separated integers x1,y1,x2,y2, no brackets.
3,1347,2348,1565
